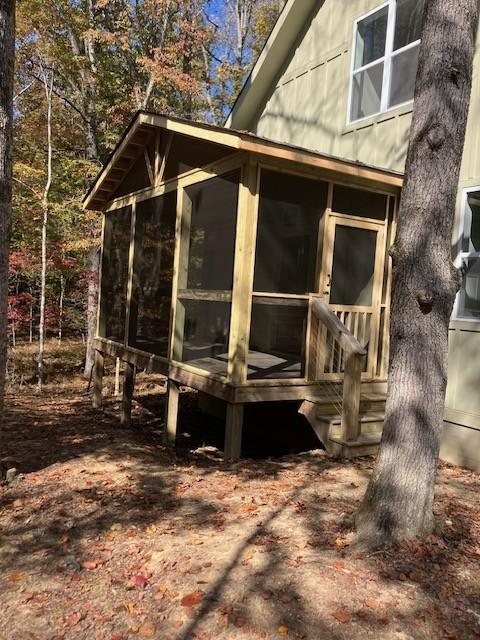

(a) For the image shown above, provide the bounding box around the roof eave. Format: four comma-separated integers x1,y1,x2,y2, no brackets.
225,0,318,131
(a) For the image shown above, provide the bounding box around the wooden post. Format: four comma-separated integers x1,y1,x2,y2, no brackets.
121,361,136,427
164,379,180,446
227,161,259,384
341,352,363,442
92,349,104,409
224,403,244,461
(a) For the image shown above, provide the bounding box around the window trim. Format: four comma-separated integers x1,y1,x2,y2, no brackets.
453,186,480,323
347,0,421,125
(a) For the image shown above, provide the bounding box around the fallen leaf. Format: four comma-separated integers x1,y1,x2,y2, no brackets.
132,575,149,589
332,610,350,624
181,591,204,607
81,559,102,570
7,572,24,583
278,624,289,635
139,621,156,638
333,562,345,571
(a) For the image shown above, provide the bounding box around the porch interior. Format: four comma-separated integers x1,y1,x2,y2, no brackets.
85,112,402,460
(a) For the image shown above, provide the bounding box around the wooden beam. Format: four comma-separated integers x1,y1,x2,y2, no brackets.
224,403,244,461
342,351,364,442
121,361,136,426
92,350,104,409
227,162,259,384
156,131,173,186
144,148,154,186
163,379,180,446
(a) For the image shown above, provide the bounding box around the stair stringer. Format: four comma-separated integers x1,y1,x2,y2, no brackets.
298,400,343,456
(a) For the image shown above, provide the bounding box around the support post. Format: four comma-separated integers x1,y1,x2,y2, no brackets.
121,361,136,427
224,403,244,462
92,350,104,409
341,352,363,442
163,379,180,446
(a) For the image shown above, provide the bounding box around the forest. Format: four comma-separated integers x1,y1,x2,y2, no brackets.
9,0,283,382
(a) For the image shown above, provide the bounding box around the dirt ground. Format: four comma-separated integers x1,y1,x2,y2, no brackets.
1,342,480,640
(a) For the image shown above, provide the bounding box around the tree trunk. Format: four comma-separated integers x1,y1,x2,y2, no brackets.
356,0,479,547
37,69,54,393
0,1,15,423
84,243,99,378
58,273,64,344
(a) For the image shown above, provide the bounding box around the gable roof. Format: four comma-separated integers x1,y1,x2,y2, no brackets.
83,110,403,211
226,0,318,130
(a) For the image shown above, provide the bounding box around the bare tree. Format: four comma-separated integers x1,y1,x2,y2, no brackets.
0,0,15,421
356,0,479,547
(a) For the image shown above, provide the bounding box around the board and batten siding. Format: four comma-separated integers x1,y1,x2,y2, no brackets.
244,0,480,470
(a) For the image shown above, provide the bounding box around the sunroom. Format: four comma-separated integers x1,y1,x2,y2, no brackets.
84,112,402,460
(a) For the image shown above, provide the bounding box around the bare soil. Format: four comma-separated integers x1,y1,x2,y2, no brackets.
1,341,479,640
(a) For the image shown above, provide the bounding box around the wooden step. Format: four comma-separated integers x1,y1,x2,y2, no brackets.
317,411,384,437
304,393,386,417
299,399,384,459
329,432,382,459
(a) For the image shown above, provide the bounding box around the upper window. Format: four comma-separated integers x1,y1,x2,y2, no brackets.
349,0,424,123
456,189,480,320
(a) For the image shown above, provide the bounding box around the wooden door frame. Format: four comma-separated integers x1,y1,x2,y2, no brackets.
320,213,386,379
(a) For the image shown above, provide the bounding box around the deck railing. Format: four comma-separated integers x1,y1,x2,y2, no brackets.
308,296,367,442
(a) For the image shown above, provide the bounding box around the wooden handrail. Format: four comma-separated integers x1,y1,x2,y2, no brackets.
309,296,366,443
310,297,366,356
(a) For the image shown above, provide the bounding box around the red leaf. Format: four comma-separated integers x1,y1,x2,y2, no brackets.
132,575,149,589
181,591,204,607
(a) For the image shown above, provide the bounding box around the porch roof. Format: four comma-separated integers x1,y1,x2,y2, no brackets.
83,110,403,211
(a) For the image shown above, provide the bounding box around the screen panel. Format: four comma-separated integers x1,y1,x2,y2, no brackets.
248,302,308,379
99,206,132,343
254,170,328,295
175,171,240,375
129,192,177,356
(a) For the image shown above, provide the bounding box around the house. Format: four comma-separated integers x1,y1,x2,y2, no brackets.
226,0,480,471
84,0,480,471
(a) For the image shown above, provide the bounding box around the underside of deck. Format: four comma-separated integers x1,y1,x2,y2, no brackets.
93,337,387,460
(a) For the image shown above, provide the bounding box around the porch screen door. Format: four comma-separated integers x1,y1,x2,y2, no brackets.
321,215,385,378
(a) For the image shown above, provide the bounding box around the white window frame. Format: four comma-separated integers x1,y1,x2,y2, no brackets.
347,0,421,125
453,186,480,322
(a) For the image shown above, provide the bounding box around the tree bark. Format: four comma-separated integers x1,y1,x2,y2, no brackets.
0,0,15,423
356,0,479,547
37,68,54,393
84,243,99,379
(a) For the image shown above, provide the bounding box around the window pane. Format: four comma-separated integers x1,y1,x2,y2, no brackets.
332,185,387,220
394,0,425,50
463,191,480,253
178,300,231,376
354,6,388,68
184,172,240,291
330,227,377,306
100,207,131,342
388,44,419,108
350,62,384,121
254,171,327,294
129,192,176,357
248,302,307,379
457,258,480,319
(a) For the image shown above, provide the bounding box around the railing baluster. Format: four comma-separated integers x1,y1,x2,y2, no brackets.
308,295,367,444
